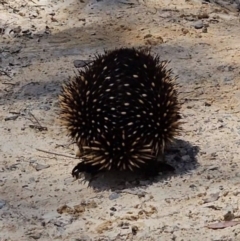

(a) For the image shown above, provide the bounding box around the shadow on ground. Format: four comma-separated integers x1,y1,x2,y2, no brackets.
76,138,200,192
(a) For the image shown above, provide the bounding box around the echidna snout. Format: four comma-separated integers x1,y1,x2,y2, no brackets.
59,47,182,178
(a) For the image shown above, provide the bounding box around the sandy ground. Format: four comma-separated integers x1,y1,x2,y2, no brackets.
1,0,240,240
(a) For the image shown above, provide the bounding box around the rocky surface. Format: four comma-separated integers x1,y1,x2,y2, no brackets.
1,0,240,240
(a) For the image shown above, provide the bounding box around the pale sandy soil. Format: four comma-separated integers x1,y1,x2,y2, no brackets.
1,0,240,240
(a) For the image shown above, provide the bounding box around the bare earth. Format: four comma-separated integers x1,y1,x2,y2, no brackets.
1,0,240,240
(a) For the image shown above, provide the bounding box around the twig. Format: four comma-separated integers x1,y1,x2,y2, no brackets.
29,112,42,126
55,142,76,148
5,114,19,121
119,1,136,6
29,0,38,4
183,97,210,101
36,148,78,159
9,111,20,114
28,112,48,131
2,82,16,85
0,70,12,78
29,125,47,131
229,111,240,114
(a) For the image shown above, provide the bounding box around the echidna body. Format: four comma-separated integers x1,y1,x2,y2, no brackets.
59,48,181,177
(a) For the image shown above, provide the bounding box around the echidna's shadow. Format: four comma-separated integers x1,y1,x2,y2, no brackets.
80,139,200,191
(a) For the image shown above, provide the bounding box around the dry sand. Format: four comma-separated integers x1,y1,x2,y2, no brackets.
1,0,240,240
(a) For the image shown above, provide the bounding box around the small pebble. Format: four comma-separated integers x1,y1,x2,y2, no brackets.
109,192,120,200
144,34,152,39
193,20,204,29
34,163,50,171
30,232,42,240
39,105,50,111
73,60,91,68
75,234,91,241
0,200,6,209
235,172,240,178
53,217,73,227
29,159,37,164
198,13,209,19
42,211,60,223
110,207,117,211
26,229,43,240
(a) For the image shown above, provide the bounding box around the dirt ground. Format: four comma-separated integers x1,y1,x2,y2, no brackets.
1,0,240,240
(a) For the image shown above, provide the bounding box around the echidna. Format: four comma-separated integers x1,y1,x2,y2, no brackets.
59,47,182,178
